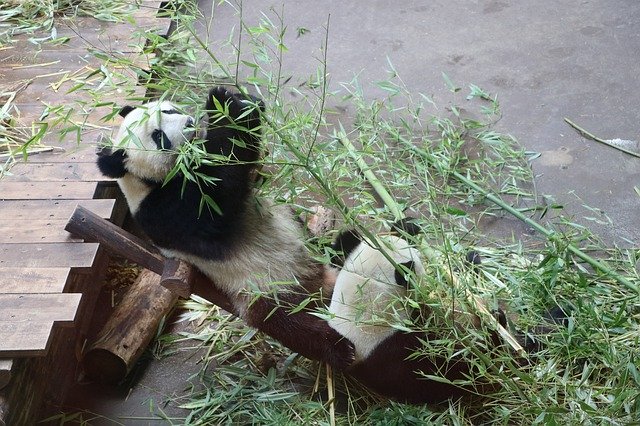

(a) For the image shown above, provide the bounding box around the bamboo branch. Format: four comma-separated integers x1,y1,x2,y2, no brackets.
564,117,640,159
400,141,640,295
338,133,526,355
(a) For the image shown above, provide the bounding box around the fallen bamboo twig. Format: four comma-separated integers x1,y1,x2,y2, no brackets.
337,133,526,356
564,117,640,159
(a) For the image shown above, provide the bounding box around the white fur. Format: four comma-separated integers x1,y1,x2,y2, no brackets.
160,201,314,315
117,174,153,214
329,235,425,361
115,100,194,182
113,99,318,319
111,101,194,214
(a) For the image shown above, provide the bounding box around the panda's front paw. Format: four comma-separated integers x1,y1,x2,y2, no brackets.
324,328,356,371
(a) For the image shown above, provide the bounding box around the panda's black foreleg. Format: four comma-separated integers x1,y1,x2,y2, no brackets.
245,295,356,370
205,86,264,165
197,87,265,219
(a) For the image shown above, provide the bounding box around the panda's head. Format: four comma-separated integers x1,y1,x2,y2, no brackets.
97,100,195,182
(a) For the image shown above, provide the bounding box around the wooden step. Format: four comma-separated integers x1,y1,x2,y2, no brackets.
0,181,98,200
0,268,71,294
0,199,116,221
0,293,82,357
0,243,100,272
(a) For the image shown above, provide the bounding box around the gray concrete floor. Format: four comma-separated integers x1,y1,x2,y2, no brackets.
198,0,640,245
64,1,639,423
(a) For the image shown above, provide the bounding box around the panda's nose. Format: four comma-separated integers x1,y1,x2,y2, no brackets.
185,117,194,128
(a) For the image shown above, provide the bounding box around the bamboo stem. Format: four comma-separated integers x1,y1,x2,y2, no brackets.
338,133,526,355
564,117,640,159
338,133,404,219
326,364,336,426
402,142,640,295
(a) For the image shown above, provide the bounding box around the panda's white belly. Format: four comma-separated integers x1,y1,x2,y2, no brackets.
328,270,406,362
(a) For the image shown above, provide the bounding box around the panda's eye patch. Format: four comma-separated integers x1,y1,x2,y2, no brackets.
161,109,180,115
151,129,171,150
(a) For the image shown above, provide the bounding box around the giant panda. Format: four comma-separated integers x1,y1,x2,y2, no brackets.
328,220,507,404
96,87,355,369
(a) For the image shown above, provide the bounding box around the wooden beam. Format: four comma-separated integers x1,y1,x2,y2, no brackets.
0,199,115,221
65,205,165,273
0,181,98,200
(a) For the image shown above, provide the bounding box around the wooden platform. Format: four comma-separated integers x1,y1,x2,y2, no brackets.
0,2,169,423
0,156,120,357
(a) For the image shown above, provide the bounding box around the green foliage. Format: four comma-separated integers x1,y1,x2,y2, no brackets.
0,0,137,44
23,1,639,424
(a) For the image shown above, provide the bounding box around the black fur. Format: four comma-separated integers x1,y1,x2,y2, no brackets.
390,217,422,237
330,229,362,267
119,105,135,118
465,250,482,266
133,88,265,261
96,147,127,178
151,129,171,150
394,260,416,288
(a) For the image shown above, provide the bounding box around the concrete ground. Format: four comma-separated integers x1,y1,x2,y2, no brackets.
64,1,639,423
198,0,640,245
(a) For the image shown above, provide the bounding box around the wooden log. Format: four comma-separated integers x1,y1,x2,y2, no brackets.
65,205,165,274
65,205,236,313
0,360,12,390
160,258,193,299
82,269,177,384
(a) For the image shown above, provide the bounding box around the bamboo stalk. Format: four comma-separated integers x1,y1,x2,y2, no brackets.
338,133,404,219
338,132,526,355
401,142,640,295
564,117,640,159
326,364,336,426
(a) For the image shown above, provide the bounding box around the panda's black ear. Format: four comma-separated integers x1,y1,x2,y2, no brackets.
330,229,362,267
119,105,135,118
390,217,422,237
96,147,127,178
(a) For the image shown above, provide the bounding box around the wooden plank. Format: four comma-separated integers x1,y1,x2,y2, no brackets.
0,360,12,390
0,293,81,325
0,243,99,272
0,268,71,294
0,322,54,358
7,145,99,164
18,148,98,164
0,181,98,200
0,220,80,243
4,162,106,182
0,199,115,221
